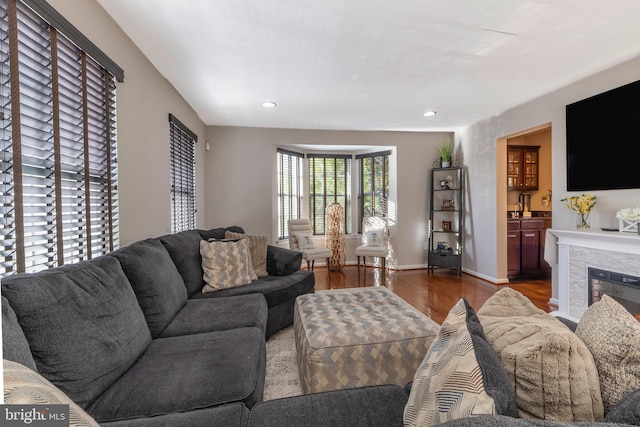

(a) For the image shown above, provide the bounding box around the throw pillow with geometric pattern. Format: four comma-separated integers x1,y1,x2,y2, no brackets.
200,238,256,292
404,298,516,426
3,359,100,426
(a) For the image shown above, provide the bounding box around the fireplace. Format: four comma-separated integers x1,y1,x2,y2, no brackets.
588,267,640,320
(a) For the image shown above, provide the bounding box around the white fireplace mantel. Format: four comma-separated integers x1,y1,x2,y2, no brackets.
547,228,640,321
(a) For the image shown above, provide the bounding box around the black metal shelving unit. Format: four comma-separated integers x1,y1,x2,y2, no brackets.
428,166,464,275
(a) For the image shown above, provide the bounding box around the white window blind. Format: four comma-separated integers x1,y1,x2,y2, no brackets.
169,114,196,234
277,148,303,239
1,0,120,276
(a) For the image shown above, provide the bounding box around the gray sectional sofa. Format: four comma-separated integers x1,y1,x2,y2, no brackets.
4,225,640,427
2,226,314,425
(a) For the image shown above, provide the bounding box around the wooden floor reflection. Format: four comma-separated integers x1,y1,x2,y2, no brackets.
311,265,552,324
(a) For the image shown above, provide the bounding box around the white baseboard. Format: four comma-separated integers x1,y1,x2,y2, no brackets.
461,267,505,284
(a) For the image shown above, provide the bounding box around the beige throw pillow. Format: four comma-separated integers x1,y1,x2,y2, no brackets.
3,359,100,426
225,231,268,277
477,288,604,422
200,238,256,293
294,233,315,250
575,294,640,414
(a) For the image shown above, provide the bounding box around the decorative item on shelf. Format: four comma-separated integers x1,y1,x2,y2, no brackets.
439,179,448,189
442,198,455,210
436,241,450,252
560,193,597,229
616,207,640,233
325,201,346,271
437,137,454,168
442,221,452,231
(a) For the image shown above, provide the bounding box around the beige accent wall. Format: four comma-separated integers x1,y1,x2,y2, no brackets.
205,126,452,268
48,0,207,246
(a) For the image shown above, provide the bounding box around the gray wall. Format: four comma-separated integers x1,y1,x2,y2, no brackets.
49,0,208,246
205,126,451,268
461,54,640,292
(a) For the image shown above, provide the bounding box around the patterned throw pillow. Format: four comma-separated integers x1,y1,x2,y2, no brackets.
576,294,640,414
478,288,604,422
366,229,384,246
3,359,100,426
200,239,256,293
225,231,269,277
404,298,516,426
294,233,315,250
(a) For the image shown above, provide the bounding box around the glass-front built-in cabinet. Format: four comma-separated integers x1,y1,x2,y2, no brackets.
507,145,539,191
428,167,464,275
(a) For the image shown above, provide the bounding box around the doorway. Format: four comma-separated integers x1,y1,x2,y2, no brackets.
496,123,552,282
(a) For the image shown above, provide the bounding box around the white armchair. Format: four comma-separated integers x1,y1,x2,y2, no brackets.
355,217,389,282
287,219,333,272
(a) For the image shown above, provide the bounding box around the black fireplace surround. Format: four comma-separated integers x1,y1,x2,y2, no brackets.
588,267,640,319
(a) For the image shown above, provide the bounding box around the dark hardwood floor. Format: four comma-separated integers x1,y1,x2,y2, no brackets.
311,266,553,324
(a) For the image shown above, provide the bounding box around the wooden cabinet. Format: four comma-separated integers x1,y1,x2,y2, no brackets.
507,146,539,191
507,218,551,280
428,167,464,275
506,222,521,277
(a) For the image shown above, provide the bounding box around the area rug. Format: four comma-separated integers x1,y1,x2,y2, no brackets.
264,326,303,401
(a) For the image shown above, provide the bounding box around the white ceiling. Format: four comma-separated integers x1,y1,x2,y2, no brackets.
97,0,640,132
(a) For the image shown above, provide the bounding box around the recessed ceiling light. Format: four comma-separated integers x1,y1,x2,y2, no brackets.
262,101,276,108
423,111,436,117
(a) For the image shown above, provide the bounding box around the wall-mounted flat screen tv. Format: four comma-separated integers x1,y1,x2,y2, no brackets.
566,79,640,191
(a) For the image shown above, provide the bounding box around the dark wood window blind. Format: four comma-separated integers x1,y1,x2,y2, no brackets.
277,148,303,239
169,114,196,233
308,154,351,235
357,151,390,233
1,0,120,275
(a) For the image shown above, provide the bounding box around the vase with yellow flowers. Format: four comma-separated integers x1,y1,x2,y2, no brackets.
560,193,597,229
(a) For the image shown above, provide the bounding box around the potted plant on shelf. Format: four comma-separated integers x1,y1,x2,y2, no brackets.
438,138,454,168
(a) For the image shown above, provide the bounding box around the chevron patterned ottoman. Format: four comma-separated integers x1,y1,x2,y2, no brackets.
294,287,439,394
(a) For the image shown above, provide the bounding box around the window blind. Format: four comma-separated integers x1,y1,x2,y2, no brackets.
1,0,119,275
169,114,196,233
308,153,351,235
356,150,390,233
277,148,303,239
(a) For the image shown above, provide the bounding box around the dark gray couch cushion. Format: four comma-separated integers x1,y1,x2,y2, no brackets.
101,403,249,427
266,245,303,276
159,294,268,337
2,296,37,371
198,226,244,241
110,238,188,337
1,256,151,408
248,385,408,427
605,388,640,424
191,270,314,308
87,326,265,423
158,227,245,297
158,230,205,297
